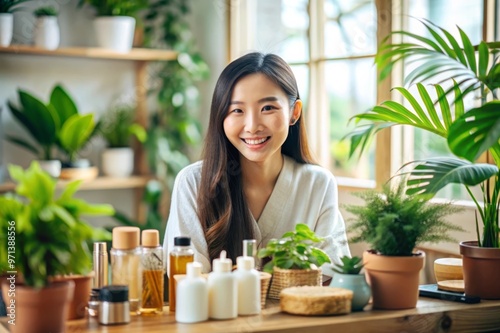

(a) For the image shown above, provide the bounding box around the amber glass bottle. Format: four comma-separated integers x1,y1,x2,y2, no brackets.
168,236,194,312
140,229,164,314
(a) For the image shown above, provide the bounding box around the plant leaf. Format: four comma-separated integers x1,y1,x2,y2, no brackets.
401,157,499,197
448,102,500,162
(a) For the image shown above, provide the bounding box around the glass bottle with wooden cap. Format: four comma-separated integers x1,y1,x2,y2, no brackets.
168,236,194,312
140,229,164,314
111,226,142,314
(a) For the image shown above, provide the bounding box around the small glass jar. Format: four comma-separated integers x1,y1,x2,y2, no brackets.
110,227,142,314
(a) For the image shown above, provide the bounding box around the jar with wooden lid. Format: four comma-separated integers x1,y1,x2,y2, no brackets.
110,226,142,314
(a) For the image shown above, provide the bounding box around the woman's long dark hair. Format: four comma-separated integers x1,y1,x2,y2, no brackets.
197,52,315,264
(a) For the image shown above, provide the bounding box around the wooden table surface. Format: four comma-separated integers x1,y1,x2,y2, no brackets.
2,297,499,333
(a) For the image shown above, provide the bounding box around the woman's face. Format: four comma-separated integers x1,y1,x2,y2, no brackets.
223,73,300,166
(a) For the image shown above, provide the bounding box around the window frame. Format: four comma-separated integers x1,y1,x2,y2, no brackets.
227,0,497,192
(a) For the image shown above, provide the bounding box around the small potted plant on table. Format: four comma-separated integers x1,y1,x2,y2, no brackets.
329,256,371,311
346,180,463,309
257,223,331,299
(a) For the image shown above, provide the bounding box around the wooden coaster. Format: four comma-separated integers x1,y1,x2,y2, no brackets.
437,280,464,292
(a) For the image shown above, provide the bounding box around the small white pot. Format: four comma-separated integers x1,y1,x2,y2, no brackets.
94,16,135,53
37,159,62,178
0,13,13,47
34,16,60,50
101,147,134,177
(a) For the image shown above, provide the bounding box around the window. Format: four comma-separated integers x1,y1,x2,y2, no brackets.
228,0,497,194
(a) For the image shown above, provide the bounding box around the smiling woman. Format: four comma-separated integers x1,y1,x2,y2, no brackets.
163,52,351,273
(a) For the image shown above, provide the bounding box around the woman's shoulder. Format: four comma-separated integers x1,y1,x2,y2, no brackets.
174,160,203,186
284,156,337,185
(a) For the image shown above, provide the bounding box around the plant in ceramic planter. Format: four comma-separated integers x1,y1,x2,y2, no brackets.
344,20,500,299
78,0,148,52
346,180,463,309
0,0,33,46
33,5,59,50
6,85,78,177
99,105,147,177
257,223,331,299
0,162,113,332
329,256,371,311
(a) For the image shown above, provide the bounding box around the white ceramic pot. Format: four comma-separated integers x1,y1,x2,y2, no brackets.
0,13,13,47
101,147,134,177
94,16,135,53
37,159,62,178
34,16,60,50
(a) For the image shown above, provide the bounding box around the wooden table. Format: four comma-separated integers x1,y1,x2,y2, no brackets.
2,297,499,333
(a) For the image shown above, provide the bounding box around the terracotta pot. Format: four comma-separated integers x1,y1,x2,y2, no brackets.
363,250,425,310
1,280,74,333
51,274,93,319
460,241,500,299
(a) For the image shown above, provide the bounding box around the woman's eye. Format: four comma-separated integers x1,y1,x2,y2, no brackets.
262,105,276,111
230,108,243,114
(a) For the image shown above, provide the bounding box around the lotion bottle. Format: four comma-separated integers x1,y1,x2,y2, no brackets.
233,256,261,315
207,250,237,319
176,262,208,323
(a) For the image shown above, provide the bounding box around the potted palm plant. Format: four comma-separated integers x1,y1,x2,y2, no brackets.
0,162,113,332
78,0,148,53
346,180,462,309
99,105,146,177
329,256,371,311
257,223,331,299
345,20,500,299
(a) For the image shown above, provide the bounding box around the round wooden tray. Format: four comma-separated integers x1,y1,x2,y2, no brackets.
437,280,464,292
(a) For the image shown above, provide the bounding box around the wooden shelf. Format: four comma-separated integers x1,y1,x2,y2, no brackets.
0,45,177,61
0,175,153,193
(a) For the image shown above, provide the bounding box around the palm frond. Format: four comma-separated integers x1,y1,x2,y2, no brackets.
400,157,498,197
448,101,500,163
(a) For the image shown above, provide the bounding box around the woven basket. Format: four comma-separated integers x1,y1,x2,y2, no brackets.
260,272,272,308
268,267,321,299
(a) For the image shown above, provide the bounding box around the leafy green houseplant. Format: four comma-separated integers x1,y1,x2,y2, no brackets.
0,162,114,287
58,113,97,165
99,105,146,177
33,6,57,16
0,162,113,331
344,20,500,299
332,256,363,275
78,0,148,53
345,180,462,309
257,223,331,273
347,181,463,256
0,0,31,13
257,223,330,299
78,0,147,17
99,105,146,148
6,85,69,161
142,0,209,190
345,20,500,249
